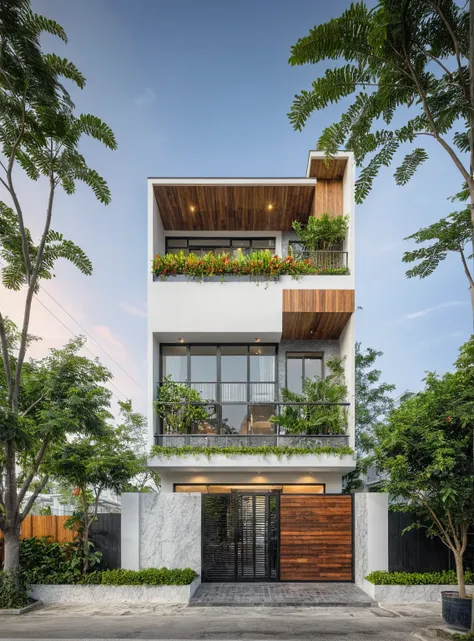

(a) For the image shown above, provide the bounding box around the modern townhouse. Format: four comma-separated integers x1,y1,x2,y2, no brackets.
137,150,365,583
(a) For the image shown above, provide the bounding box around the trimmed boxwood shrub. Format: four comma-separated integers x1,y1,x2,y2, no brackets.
366,570,474,585
99,568,197,586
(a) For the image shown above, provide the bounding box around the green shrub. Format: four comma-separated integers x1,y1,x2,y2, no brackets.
0,571,29,609
366,570,474,585
100,568,197,586
20,536,101,585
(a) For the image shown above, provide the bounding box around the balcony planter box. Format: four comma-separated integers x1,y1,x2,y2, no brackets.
28,577,200,605
362,580,474,605
441,591,472,630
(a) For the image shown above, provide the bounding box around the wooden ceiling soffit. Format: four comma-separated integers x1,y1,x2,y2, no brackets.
153,184,315,231
282,289,355,340
308,157,347,179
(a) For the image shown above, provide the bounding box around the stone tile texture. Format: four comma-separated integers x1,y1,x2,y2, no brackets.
189,582,374,607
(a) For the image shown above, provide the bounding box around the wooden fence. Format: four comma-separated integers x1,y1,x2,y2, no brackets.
0,514,121,569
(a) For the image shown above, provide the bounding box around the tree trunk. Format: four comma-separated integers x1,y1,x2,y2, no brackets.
454,549,467,599
81,492,90,575
3,525,21,572
3,440,20,572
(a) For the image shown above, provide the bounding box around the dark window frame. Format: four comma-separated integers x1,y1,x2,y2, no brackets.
159,343,279,435
165,236,276,255
285,352,324,390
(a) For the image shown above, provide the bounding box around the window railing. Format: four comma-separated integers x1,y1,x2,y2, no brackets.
288,249,348,271
155,380,349,443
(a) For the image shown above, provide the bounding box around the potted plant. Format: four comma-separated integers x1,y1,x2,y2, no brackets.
373,339,474,630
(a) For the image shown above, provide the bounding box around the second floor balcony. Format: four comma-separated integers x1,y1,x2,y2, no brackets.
154,380,351,449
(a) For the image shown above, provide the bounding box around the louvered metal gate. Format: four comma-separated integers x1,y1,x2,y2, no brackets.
202,494,279,582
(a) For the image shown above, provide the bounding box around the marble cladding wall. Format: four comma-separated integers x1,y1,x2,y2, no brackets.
139,493,201,572
277,339,341,391
354,493,369,586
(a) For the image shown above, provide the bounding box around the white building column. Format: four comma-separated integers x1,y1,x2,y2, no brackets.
121,493,140,570
354,492,388,585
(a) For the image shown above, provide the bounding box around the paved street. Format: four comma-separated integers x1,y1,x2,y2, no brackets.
0,602,443,640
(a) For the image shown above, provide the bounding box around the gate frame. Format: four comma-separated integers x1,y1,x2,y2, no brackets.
201,492,354,583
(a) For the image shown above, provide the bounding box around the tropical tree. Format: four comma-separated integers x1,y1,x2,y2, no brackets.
374,338,474,598
344,342,395,491
51,433,141,574
155,377,213,434
0,334,113,572
0,2,116,571
403,193,473,295
115,400,158,492
288,0,474,313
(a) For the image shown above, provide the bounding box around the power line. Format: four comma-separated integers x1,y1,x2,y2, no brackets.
32,295,128,402
37,283,144,391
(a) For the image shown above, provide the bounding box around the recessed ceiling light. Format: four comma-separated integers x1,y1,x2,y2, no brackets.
190,205,196,213
178,338,184,343
255,338,261,342
267,203,274,211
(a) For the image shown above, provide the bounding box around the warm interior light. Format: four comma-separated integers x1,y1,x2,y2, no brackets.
267,203,274,211
255,338,261,342
190,205,196,213
178,338,184,343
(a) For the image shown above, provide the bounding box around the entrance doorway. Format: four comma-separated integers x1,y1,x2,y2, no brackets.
202,493,353,583
202,494,278,582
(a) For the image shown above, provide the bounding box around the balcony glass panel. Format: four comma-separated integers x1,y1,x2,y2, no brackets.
250,345,275,382
221,404,249,434
221,346,247,383
163,346,187,381
248,404,276,435
190,346,217,382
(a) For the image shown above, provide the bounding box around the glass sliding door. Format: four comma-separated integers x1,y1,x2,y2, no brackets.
160,344,277,435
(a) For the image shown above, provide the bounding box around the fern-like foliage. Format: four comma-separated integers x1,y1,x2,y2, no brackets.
288,0,470,203
0,203,93,291
403,206,472,280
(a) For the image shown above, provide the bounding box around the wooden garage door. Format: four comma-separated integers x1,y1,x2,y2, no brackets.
280,495,353,581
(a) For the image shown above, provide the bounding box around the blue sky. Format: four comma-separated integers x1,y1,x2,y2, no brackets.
3,0,471,416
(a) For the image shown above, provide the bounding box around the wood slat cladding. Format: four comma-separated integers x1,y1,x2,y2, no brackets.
153,184,315,231
282,290,354,340
280,495,353,581
308,158,347,179
313,180,343,218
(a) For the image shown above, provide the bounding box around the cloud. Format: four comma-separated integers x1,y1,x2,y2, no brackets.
134,88,156,108
120,301,147,318
396,301,468,323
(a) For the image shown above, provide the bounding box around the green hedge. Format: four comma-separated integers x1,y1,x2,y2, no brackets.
30,567,198,586
99,568,197,586
365,570,474,585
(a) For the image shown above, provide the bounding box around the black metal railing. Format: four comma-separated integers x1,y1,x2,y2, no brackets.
289,249,349,270
154,381,350,445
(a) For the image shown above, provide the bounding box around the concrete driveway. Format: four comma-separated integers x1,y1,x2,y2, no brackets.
0,601,443,640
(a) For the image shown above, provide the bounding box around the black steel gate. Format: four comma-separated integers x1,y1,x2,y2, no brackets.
202,494,279,582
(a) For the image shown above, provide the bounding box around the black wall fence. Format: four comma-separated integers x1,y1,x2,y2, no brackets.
389,512,474,573
90,513,121,570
